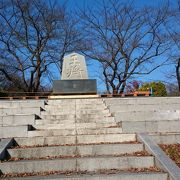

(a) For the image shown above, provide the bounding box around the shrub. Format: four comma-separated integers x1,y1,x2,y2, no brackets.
139,82,167,96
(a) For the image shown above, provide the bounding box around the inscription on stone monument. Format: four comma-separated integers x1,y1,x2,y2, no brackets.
61,53,88,80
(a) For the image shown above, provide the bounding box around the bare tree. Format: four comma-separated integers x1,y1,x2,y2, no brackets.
163,0,180,94
0,0,68,92
80,1,170,94
50,12,86,77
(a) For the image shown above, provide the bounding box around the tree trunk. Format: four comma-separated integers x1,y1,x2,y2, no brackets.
113,89,118,95
119,82,126,94
176,58,180,95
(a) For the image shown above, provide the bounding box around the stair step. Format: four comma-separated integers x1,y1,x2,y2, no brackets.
8,143,143,159
0,156,154,174
45,105,107,110
28,127,122,137
36,118,115,124
14,134,136,146
35,117,115,125
122,120,180,133
0,100,45,108
46,101,104,105
41,109,110,115
33,122,119,129
0,114,36,126
46,102,106,105
151,132,180,144
109,104,180,112
0,125,30,138
40,115,113,121
40,114,75,120
0,107,41,115
114,110,180,122
1,172,168,180
104,97,180,105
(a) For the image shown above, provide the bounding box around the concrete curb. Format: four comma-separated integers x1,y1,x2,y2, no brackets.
0,138,14,160
137,133,180,180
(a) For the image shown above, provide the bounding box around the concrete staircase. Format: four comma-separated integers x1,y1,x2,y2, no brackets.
0,100,45,138
0,97,180,179
31,99,122,138
104,97,180,144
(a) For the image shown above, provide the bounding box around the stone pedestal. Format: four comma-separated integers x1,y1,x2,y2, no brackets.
53,79,97,94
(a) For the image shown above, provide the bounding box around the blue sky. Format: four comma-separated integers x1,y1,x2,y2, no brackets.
62,0,174,9
57,0,178,92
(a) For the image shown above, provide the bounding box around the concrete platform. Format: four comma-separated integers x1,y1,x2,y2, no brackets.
104,97,180,105
49,95,100,99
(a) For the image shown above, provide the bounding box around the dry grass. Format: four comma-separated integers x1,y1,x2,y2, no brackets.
159,144,180,167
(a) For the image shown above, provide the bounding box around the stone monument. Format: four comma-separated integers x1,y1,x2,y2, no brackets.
61,53,88,80
53,53,97,94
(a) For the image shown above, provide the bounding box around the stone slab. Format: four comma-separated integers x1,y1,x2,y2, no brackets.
0,100,45,108
0,159,76,174
122,120,180,133
28,129,76,137
46,99,102,104
0,126,29,138
109,104,180,112
8,143,143,159
14,136,76,146
0,107,41,115
1,115,36,126
53,79,97,94
44,105,106,111
104,97,180,105
41,109,109,115
76,134,136,144
36,117,115,125
114,111,180,122
77,143,143,156
14,134,136,146
76,156,154,171
28,127,122,137
33,122,118,130
0,156,154,174
151,133,180,144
